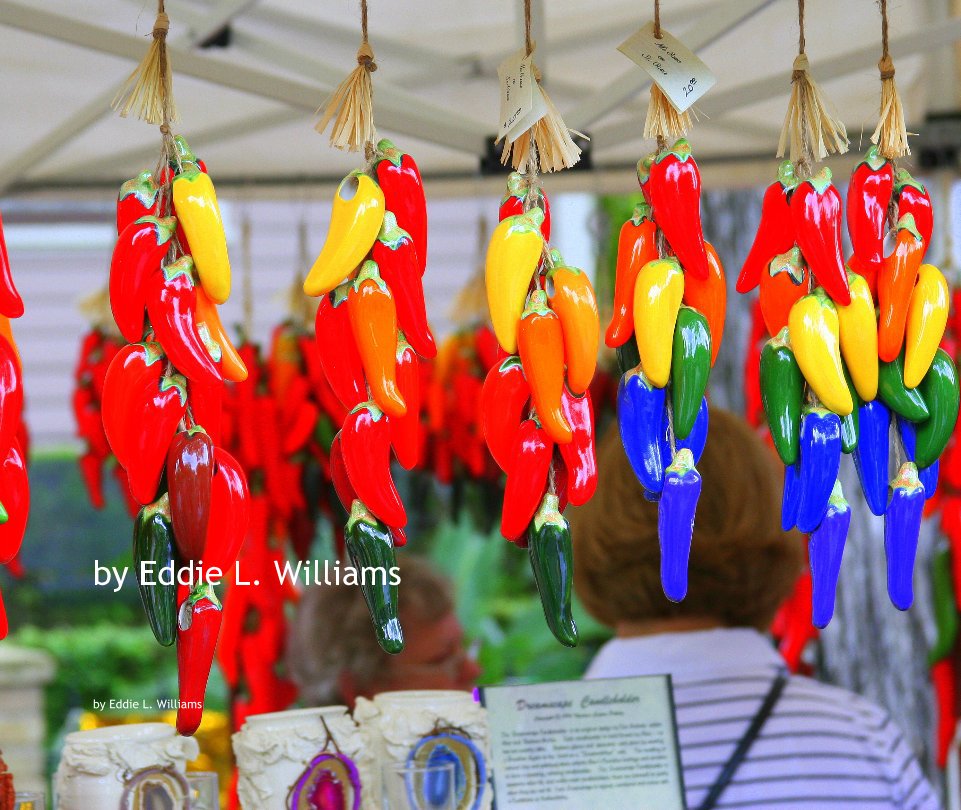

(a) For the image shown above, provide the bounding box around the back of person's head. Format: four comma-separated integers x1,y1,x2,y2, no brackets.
569,406,804,630
288,554,462,706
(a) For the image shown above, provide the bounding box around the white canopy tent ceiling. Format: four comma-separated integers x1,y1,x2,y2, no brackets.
0,0,959,195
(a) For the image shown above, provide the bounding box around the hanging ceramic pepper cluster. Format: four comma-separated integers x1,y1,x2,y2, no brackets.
739,1,957,628
0,211,28,640
106,2,250,735
308,2,436,654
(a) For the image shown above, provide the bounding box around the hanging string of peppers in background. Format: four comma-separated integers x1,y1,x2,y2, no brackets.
0,208,28,641
483,0,598,648
609,0,725,604
103,0,250,736
306,0,435,656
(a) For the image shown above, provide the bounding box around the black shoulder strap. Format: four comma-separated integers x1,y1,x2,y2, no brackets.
696,671,788,810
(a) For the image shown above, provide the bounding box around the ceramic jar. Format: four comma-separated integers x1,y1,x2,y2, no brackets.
54,722,198,809
232,706,370,809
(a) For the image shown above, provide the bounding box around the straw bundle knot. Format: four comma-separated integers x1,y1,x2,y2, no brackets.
112,5,178,125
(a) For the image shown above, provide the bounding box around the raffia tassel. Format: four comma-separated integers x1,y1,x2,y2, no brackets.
871,56,910,158
315,42,377,152
501,83,583,173
112,11,178,124
644,84,693,144
777,53,848,167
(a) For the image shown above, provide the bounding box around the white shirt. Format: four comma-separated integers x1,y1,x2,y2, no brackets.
585,628,941,810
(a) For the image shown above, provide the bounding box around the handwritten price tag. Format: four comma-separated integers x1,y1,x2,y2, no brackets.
497,47,547,142
618,21,716,112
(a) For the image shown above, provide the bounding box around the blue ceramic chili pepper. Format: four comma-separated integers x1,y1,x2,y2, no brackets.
852,400,891,516
897,417,940,501
809,480,850,628
884,462,925,610
618,369,666,494
658,449,701,602
676,396,709,463
781,462,801,531
796,406,842,533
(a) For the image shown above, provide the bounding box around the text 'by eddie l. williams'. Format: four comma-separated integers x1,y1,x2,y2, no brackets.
93,558,401,592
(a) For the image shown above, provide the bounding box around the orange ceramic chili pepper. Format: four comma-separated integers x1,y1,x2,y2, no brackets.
683,241,727,366
760,246,808,338
195,285,247,382
518,290,572,444
547,250,598,396
347,260,406,418
606,200,657,348
878,214,925,363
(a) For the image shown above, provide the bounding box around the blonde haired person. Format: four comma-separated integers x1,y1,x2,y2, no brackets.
288,555,480,708
570,408,939,810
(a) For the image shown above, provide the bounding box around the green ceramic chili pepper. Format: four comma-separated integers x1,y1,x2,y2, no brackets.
915,349,960,469
671,306,711,440
133,492,179,647
527,493,578,648
616,339,641,377
345,500,404,654
760,328,804,466
840,364,861,454
878,350,929,422
928,542,958,665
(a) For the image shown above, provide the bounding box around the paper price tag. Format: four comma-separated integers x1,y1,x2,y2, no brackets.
497,48,548,142
618,21,716,112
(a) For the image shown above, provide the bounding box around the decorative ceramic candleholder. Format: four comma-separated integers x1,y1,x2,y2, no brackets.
232,706,369,809
53,722,198,809
353,690,490,810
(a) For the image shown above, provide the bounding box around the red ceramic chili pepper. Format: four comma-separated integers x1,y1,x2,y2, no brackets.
373,213,436,359
518,290,572,445
127,374,189,505
790,168,850,305
878,215,925,363
0,335,22,454
176,581,222,736
0,442,28,564
501,419,553,541
0,586,6,639
298,334,347,425
559,387,597,506
167,426,215,563
0,212,23,319
847,147,894,276
78,451,105,510
282,399,320,457
375,138,429,275
186,374,223,447
348,261,406,418
391,340,422,470
329,432,358,510
895,169,933,250
499,171,551,241
116,171,161,234
253,394,289,519
606,201,657,348
475,324,501,370
760,247,807,338
101,340,166,462
684,242,728,365
341,402,406,528
737,162,796,293
646,138,709,280
110,216,177,343
201,448,249,574
481,355,531,472
315,284,366,412
145,256,222,385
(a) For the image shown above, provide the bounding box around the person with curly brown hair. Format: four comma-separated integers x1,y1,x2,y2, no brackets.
570,407,939,810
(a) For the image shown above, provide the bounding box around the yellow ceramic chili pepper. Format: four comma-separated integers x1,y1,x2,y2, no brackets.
485,208,545,354
904,263,949,388
633,257,684,388
788,290,853,416
172,168,231,304
304,171,385,298
518,289,572,444
835,271,878,402
547,250,598,396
